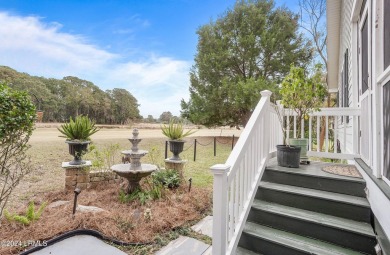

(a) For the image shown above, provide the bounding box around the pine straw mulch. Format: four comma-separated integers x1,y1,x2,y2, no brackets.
0,183,212,255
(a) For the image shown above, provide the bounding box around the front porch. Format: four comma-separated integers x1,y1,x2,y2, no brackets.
209,91,390,255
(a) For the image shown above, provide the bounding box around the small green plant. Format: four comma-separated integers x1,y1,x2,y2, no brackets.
161,119,196,140
153,169,181,189
119,189,151,205
4,201,47,225
58,115,99,141
86,143,120,172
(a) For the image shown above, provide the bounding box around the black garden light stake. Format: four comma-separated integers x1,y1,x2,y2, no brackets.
188,178,192,192
73,188,81,215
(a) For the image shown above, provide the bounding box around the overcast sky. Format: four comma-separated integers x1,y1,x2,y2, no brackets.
0,0,299,118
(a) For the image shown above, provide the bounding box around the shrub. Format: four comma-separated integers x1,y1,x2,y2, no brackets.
153,169,181,189
0,82,36,220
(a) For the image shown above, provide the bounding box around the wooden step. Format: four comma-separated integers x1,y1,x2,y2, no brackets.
239,222,366,255
247,200,376,254
257,181,371,222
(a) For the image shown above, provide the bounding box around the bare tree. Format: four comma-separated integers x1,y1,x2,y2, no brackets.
299,0,330,151
299,0,327,70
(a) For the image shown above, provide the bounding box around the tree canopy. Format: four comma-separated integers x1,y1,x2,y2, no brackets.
0,66,141,124
181,0,313,127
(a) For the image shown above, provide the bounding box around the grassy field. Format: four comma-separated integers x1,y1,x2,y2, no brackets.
8,127,238,210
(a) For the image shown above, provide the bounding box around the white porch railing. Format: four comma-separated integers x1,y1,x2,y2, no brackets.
284,107,361,160
210,90,282,255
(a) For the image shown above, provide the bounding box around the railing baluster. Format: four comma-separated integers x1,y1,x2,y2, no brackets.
317,116,320,152
286,115,290,142
301,118,304,138
334,116,337,153
293,115,297,138
325,116,329,152
309,116,312,151
343,115,347,152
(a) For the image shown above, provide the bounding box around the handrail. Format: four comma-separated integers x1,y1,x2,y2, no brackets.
210,90,282,255
284,107,361,159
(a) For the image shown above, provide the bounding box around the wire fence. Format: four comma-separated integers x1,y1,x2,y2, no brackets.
164,135,237,161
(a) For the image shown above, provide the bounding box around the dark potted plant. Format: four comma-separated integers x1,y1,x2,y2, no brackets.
161,119,195,161
273,101,301,168
58,115,99,165
279,65,327,164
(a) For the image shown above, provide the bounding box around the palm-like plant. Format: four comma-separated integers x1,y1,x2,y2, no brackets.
58,115,99,141
161,119,195,140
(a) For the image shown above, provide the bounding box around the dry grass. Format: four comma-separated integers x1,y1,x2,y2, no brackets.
9,128,235,209
0,183,211,255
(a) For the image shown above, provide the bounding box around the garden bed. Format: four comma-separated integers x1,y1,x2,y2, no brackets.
0,182,212,255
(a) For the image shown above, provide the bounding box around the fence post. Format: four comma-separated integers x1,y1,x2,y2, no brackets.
193,139,197,161
231,135,235,150
210,164,230,255
165,141,168,159
214,137,217,156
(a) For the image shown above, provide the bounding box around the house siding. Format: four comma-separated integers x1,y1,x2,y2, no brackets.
338,0,355,154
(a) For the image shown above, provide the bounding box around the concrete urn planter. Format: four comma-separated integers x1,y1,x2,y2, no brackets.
169,140,185,161
66,140,90,165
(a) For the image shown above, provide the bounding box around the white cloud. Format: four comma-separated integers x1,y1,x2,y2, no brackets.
0,12,191,118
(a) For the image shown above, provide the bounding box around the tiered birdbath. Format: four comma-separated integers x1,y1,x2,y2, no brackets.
111,129,157,194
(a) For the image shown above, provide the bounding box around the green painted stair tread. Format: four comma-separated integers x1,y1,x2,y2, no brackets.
265,162,365,184
259,181,370,208
251,200,375,237
236,247,262,255
243,222,365,255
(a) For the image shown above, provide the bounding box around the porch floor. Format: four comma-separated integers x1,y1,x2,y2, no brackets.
266,158,365,184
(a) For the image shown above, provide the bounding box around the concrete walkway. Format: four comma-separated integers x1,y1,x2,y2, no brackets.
155,215,213,255
31,235,127,255
28,216,213,255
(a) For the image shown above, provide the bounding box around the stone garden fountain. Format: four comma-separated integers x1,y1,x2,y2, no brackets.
111,129,157,194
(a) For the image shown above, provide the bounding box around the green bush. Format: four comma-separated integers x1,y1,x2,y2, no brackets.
153,169,181,189
0,82,36,219
0,82,36,140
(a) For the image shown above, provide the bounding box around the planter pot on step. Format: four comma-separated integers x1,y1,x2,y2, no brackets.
276,145,301,168
66,140,90,165
169,140,185,161
289,138,309,161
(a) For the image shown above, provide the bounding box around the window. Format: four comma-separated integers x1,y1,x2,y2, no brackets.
384,0,390,69
340,49,349,123
361,16,369,93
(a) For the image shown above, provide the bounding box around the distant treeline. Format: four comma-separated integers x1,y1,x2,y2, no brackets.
0,66,141,124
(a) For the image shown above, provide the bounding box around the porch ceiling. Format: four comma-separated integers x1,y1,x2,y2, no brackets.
326,0,342,91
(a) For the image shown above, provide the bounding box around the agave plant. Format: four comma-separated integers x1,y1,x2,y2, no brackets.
161,119,195,140
58,115,99,141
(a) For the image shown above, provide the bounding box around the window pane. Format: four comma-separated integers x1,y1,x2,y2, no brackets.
383,81,390,180
384,0,390,69
361,16,369,93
